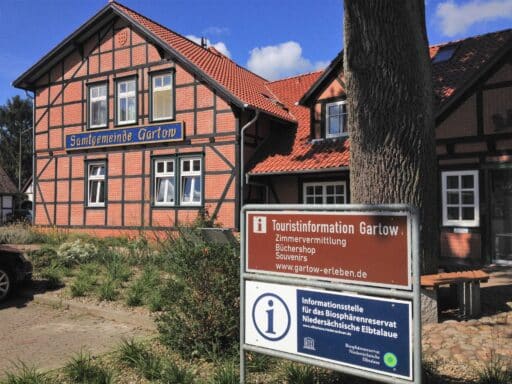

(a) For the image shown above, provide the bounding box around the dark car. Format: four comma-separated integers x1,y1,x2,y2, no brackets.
0,246,32,302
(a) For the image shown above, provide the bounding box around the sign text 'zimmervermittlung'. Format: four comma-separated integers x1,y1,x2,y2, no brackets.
246,211,410,289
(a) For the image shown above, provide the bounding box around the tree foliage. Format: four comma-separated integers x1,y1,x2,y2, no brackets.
0,95,33,189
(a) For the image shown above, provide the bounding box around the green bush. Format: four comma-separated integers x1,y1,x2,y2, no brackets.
40,262,66,289
160,361,195,384
209,362,239,384
104,253,131,282
97,279,119,301
28,246,59,269
57,240,101,267
2,362,53,384
157,227,239,359
125,265,161,307
69,264,98,297
284,363,317,384
0,224,44,245
64,351,114,384
117,339,163,381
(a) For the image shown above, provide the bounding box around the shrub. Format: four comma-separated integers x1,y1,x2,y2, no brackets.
69,264,98,297
283,363,317,384
57,239,101,267
64,351,114,384
125,265,161,308
160,361,195,384
117,339,163,381
2,362,52,384
39,262,65,289
28,246,58,269
209,362,239,384
157,227,239,359
104,253,131,282
97,279,119,301
0,224,44,245
475,352,512,384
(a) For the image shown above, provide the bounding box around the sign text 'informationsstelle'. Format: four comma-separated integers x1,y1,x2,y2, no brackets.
246,211,410,289
65,122,184,151
245,281,412,380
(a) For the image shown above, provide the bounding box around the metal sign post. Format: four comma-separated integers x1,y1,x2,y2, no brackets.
240,204,421,384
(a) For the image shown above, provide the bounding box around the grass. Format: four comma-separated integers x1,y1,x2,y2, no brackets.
64,351,114,384
39,262,65,289
97,279,119,301
1,363,52,384
283,363,317,384
474,352,512,384
117,339,164,381
125,266,163,309
69,265,98,297
209,362,239,384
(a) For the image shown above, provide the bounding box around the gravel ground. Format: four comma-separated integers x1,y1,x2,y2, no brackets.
0,293,154,377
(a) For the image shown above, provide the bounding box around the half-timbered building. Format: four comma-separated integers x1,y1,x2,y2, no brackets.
13,1,512,266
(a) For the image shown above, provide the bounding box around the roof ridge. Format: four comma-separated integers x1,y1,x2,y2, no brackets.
267,70,324,85
429,27,512,48
111,1,271,83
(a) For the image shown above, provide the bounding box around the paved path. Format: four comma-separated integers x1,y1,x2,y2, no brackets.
422,266,512,382
0,296,154,376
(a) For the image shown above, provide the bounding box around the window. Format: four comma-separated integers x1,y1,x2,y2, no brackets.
180,157,202,205
303,181,347,204
442,170,479,227
151,73,173,121
88,83,107,129
117,78,137,125
87,162,106,207
154,158,175,206
325,100,348,138
432,45,457,63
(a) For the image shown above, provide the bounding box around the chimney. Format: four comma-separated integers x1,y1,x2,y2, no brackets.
200,37,208,48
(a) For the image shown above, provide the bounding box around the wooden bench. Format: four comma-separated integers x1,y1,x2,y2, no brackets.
421,270,489,319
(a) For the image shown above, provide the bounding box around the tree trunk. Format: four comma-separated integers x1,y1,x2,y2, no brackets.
344,0,438,273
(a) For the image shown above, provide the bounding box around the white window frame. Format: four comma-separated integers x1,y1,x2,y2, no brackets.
441,170,479,227
88,83,108,129
153,158,175,207
325,100,348,139
303,181,347,205
116,78,137,125
151,73,174,121
180,157,202,206
87,162,106,208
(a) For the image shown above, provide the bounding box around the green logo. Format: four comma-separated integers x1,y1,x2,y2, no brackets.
383,352,398,368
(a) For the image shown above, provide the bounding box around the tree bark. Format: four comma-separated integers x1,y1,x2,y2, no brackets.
344,0,438,273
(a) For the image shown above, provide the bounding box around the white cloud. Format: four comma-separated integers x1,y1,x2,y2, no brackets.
186,35,231,58
436,0,512,37
203,26,230,36
246,41,328,80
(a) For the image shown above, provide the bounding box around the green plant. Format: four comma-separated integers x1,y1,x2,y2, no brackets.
284,363,317,384
0,224,44,245
69,264,98,297
64,351,114,384
475,352,512,384
97,279,119,301
104,253,131,282
209,362,239,384
28,246,58,269
117,339,163,380
160,361,195,384
57,239,101,267
246,352,275,373
125,265,161,307
157,227,239,359
2,362,52,384
125,280,145,306
39,262,65,289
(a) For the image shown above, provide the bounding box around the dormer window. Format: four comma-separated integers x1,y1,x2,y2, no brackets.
325,100,347,138
432,45,457,63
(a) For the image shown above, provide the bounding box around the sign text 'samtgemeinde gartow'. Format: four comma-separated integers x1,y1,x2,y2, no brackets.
246,211,410,288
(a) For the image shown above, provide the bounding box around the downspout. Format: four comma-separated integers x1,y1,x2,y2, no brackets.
240,109,260,208
25,90,35,225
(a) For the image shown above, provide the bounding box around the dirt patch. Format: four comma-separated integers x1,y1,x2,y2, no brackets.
0,295,155,376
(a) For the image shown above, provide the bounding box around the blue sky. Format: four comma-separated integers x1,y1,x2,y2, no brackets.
1,0,512,103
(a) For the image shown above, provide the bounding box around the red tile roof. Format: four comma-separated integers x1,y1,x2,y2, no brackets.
431,29,512,109
249,71,350,175
0,166,16,194
111,2,294,122
251,29,512,175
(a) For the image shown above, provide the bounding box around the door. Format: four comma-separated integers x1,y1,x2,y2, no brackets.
490,169,512,263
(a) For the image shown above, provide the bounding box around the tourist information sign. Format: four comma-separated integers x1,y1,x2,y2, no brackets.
240,204,421,384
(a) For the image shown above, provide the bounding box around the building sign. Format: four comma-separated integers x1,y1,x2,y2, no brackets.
245,281,412,380
65,122,184,151
246,211,410,289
